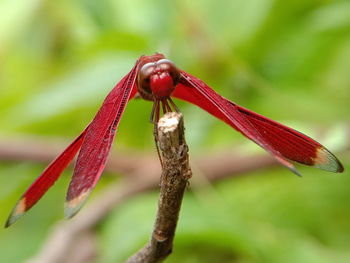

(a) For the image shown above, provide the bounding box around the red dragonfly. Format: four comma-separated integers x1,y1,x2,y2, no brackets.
6,53,343,227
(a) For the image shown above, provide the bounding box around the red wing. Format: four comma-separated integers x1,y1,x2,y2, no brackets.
64,61,140,218
173,71,343,174
5,130,87,227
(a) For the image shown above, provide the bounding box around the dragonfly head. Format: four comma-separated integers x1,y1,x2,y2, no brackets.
137,56,180,101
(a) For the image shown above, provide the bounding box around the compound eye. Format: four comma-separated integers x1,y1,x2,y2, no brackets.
157,59,175,71
139,62,155,86
157,59,180,82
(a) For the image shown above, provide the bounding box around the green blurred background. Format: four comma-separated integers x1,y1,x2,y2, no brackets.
0,0,349,262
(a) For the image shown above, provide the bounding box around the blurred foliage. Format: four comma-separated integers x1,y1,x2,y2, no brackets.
0,0,349,262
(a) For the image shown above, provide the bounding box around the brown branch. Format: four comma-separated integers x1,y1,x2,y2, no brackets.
0,138,143,175
126,112,192,263
22,150,345,263
1,123,347,178
24,152,276,263
25,179,157,263
6,126,347,262
0,137,282,179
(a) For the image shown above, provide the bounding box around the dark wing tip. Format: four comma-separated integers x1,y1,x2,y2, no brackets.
64,189,91,219
5,198,27,228
312,146,344,173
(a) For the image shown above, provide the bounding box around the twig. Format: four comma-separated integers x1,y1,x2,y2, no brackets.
0,138,144,175
0,138,278,179
25,178,157,263
24,152,276,263
126,112,192,263
24,154,276,263
8,127,347,262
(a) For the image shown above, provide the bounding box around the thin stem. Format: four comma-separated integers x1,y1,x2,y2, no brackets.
126,112,192,263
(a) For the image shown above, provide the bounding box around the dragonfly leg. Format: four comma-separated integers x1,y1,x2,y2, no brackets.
168,97,180,113
152,100,163,168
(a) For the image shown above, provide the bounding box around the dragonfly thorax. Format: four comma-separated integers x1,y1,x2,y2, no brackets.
137,57,180,101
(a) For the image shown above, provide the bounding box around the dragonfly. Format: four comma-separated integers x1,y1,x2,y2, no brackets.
5,53,344,227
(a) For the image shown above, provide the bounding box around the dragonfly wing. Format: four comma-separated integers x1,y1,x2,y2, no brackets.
64,61,140,218
173,71,343,174
5,130,87,227
233,105,343,173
